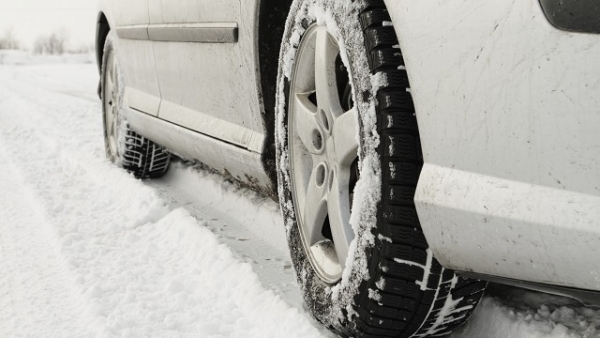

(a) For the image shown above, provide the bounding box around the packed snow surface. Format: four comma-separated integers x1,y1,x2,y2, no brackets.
0,52,599,338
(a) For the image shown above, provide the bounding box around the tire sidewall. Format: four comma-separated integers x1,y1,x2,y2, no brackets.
275,0,383,331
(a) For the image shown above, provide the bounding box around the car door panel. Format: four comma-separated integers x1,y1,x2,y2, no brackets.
148,0,239,23
147,0,265,153
103,0,162,116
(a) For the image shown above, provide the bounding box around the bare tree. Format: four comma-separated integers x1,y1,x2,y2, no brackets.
0,27,20,50
33,36,45,54
33,28,69,55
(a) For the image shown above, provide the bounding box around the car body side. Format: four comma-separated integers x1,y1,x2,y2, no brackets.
96,0,600,300
96,0,292,197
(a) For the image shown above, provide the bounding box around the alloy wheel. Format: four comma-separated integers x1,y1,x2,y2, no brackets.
288,24,359,284
103,50,119,160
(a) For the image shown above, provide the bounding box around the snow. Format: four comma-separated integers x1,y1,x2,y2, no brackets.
454,286,600,338
1,52,599,338
393,249,434,291
0,50,94,65
0,52,328,338
418,275,472,337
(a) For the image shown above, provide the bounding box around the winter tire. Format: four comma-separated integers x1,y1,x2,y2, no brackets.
275,1,486,337
101,32,171,179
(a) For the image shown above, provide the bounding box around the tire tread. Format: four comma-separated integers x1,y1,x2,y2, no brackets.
121,130,171,179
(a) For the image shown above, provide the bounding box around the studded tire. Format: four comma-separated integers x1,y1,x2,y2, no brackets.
101,32,171,179
275,1,487,337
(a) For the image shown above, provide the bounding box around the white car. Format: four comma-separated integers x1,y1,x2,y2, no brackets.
95,0,600,337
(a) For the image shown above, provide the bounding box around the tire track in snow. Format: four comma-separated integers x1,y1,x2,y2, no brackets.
145,162,307,310
0,143,98,337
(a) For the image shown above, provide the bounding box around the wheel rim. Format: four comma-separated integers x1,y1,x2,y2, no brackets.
288,24,359,284
103,50,119,159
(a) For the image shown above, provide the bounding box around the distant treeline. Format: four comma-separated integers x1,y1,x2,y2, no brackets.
0,27,93,54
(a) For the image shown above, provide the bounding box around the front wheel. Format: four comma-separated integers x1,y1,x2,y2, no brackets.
275,1,486,337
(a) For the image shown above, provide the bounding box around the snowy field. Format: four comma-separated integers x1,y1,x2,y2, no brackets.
0,50,598,338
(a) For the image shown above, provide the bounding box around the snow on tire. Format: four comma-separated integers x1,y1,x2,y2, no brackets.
101,32,171,179
275,1,487,337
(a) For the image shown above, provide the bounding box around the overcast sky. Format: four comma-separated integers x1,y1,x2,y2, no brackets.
0,0,98,50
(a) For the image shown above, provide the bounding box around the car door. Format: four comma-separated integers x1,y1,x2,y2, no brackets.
108,0,162,116
147,0,265,154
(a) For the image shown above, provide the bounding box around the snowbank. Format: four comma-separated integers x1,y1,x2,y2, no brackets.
0,50,94,65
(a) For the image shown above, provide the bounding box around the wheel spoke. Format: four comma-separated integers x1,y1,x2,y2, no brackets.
301,164,328,246
111,59,117,84
294,93,324,154
315,27,342,118
105,73,114,101
111,65,118,102
333,107,359,167
327,170,353,269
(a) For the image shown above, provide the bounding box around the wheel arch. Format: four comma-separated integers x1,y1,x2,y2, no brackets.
257,0,294,192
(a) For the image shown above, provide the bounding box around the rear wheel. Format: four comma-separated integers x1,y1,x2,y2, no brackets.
101,32,170,178
275,1,486,337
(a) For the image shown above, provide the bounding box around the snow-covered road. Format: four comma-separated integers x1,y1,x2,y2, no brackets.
0,52,598,338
